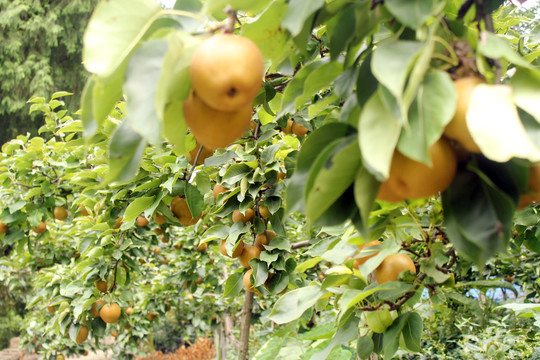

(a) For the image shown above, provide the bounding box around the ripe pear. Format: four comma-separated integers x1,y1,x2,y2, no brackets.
239,245,261,269
170,196,201,226
188,143,214,165
136,215,148,227
282,119,294,134
374,254,416,284
220,239,244,258
213,184,228,198
153,213,167,225
183,90,253,150
243,269,257,293
190,34,264,112
353,240,381,268
0,221,7,234
519,164,540,209
53,206,68,221
292,122,309,137
232,208,255,224
443,77,484,153
32,221,47,234
255,230,276,250
378,138,457,201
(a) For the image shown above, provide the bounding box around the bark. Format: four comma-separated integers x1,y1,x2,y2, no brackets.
238,291,254,360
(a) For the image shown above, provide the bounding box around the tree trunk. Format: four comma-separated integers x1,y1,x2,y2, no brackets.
238,291,254,360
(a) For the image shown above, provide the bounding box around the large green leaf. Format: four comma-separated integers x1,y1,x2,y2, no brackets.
123,196,155,223
384,0,442,30
397,71,457,163
83,0,162,78
185,183,204,219
353,166,379,236
382,312,422,357
477,32,533,69
441,161,521,265
306,136,361,225
124,39,169,145
511,67,540,124
311,316,359,360
282,0,325,37
268,285,325,324
287,123,352,212
327,5,356,60
371,40,423,107
241,0,292,70
359,89,402,180
280,61,324,114
106,121,147,184
223,271,243,298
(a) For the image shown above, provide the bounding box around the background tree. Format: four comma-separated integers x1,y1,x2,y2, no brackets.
0,0,98,144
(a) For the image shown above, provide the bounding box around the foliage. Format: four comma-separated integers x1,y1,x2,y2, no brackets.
0,0,98,144
1,0,540,360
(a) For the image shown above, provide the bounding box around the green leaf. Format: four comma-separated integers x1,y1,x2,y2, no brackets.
441,161,519,265
201,226,229,243
356,53,378,108
268,285,325,324
281,61,325,114
384,0,441,30
93,69,124,132
241,0,292,69
124,39,169,145
282,0,324,37
80,77,98,137
106,121,147,184
356,336,374,359
311,316,359,360
295,257,323,273
511,67,540,124
359,89,402,180
478,32,533,69
371,40,423,105
83,0,162,77
306,136,362,225
353,166,379,237
222,163,252,184
163,100,188,155
397,71,457,163
124,196,155,223
399,312,423,353
253,336,287,360
185,183,204,219
287,123,353,212
223,271,244,298
382,312,422,358
328,5,356,60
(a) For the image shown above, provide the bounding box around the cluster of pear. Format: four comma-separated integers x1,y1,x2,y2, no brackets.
213,184,275,293
183,34,264,150
0,204,93,236
351,241,416,284
377,76,540,207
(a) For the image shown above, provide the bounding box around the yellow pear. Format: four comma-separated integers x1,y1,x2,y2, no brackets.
443,77,484,152
190,34,264,112
378,138,457,201
183,90,253,150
